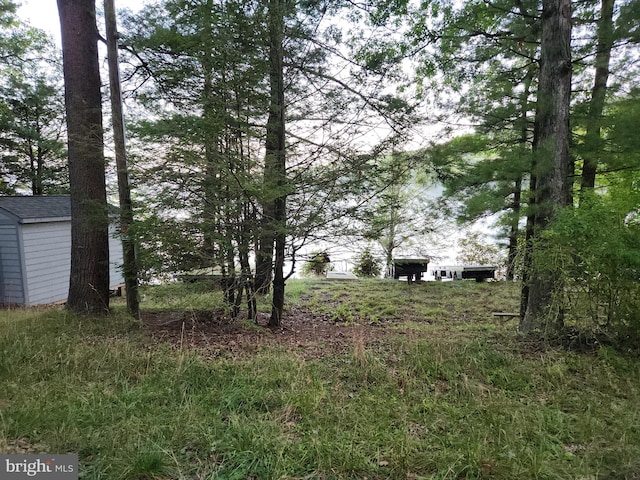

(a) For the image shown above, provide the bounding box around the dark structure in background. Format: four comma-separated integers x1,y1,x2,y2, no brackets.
390,258,430,282
432,265,497,282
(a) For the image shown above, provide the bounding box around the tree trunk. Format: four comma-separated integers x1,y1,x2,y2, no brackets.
520,0,573,332
238,214,257,322
57,0,110,314
225,222,239,319
507,66,534,281
384,243,394,278
254,208,275,295
271,212,285,326
201,0,222,270
36,144,44,195
266,0,287,328
104,0,140,319
580,0,615,192
506,176,522,281
29,127,45,195
519,173,536,319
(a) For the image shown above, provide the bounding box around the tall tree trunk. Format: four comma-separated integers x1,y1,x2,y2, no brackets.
266,0,287,328
507,66,534,281
255,206,275,294
580,0,615,192
28,146,40,195
201,0,221,269
385,247,394,278
235,89,257,322
519,173,536,319
36,145,44,195
506,176,522,281
238,212,257,322
104,0,140,319
57,0,110,314
520,0,573,332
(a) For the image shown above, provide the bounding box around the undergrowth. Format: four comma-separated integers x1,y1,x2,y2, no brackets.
1,280,639,479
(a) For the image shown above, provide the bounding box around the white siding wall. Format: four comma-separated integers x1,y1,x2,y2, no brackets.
108,225,125,286
0,223,25,305
21,221,125,306
22,222,71,305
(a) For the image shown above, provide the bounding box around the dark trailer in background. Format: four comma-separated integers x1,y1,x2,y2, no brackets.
432,265,498,282
390,258,430,282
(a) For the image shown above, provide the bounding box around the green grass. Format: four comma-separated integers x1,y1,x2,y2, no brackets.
1,280,640,479
138,281,226,310
299,279,521,329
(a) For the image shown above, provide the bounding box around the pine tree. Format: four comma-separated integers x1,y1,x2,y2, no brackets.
121,0,417,322
57,0,110,314
0,18,67,194
520,0,573,332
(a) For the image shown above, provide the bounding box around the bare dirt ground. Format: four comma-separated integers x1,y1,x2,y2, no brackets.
142,306,412,360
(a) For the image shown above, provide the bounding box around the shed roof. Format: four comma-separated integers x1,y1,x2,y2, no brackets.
0,195,72,223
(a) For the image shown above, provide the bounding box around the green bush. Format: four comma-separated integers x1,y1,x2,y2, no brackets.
301,250,332,276
352,248,382,278
533,193,640,343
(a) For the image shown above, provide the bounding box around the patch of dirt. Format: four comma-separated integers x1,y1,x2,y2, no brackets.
142,307,411,360
0,438,51,454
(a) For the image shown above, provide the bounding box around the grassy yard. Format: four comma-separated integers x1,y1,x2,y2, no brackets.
1,279,639,479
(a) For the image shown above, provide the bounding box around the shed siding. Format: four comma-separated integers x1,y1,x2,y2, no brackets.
0,210,125,307
0,223,25,305
22,222,71,305
21,222,124,306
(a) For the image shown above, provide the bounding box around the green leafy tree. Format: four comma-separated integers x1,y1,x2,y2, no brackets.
397,0,637,288
571,0,640,196
356,152,437,276
262,0,287,326
520,0,573,332
606,92,640,168
531,189,640,341
427,135,530,280
254,0,418,324
577,0,616,193
456,232,506,274
0,1,24,61
122,0,268,320
419,0,541,282
346,0,542,282
104,0,139,319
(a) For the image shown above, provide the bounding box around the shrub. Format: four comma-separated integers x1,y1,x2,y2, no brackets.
302,251,332,276
533,194,640,343
352,248,382,278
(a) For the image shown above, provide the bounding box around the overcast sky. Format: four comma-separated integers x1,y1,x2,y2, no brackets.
17,0,61,42
17,0,147,45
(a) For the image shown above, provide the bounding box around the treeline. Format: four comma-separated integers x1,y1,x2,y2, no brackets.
1,0,639,342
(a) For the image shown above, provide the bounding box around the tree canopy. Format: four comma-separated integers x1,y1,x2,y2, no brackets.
0,5,67,195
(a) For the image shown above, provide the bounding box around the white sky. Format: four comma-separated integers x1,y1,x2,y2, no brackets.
17,1,62,43
17,0,147,45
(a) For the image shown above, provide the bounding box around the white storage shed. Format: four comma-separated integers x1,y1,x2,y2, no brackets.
0,195,124,306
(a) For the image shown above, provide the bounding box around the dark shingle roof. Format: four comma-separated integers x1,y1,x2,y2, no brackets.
0,195,71,223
